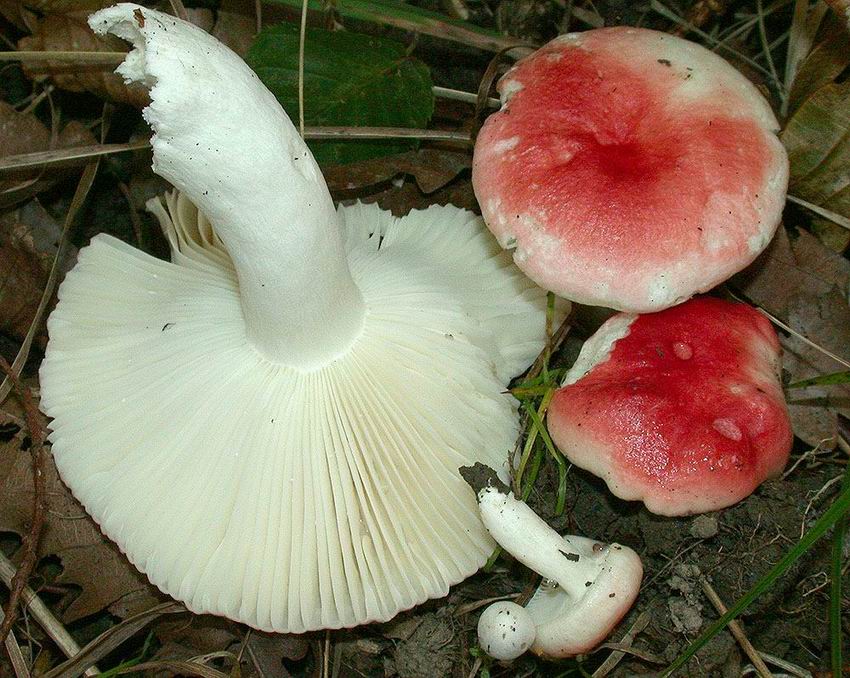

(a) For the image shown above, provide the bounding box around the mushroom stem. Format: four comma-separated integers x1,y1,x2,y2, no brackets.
91,5,365,369
477,486,603,600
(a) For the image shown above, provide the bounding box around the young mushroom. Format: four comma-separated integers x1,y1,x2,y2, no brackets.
547,297,793,516
477,601,536,661
472,27,789,312
39,4,560,633
465,467,643,659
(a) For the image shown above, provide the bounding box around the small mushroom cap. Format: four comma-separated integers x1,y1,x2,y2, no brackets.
528,538,643,658
547,297,793,516
473,27,788,312
477,601,536,661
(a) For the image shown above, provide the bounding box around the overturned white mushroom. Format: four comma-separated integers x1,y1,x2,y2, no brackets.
477,601,536,661
477,486,643,658
39,4,560,633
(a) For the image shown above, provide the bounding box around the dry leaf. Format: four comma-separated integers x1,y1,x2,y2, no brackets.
185,8,257,57
732,226,850,318
0,436,161,622
0,201,77,345
781,15,850,247
18,12,149,108
325,148,470,195
783,288,850,447
0,100,97,206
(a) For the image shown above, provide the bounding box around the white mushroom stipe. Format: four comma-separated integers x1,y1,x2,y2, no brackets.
477,601,536,661
476,486,643,658
39,4,561,634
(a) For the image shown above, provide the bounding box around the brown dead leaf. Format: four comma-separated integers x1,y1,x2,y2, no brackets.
733,227,850,446
782,288,850,447
0,101,97,207
185,8,257,58
18,12,149,108
732,226,850,318
325,149,470,195
240,632,309,677
0,436,160,622
0,201,73,345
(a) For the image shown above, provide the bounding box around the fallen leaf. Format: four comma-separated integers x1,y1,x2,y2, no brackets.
0,100,97,207
781,288,850,447
324,148,470,194
18,12,149,108
185,8,257,57
0,201,75,345
732,226,850,318
0,435,161,622
781,16,850,242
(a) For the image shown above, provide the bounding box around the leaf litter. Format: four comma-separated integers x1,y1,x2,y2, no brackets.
1,1,850,677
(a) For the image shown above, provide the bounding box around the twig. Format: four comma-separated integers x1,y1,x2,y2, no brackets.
699,577,773,678
755,307,850,370
0,552,99,676
168,0,188,21
1,609,30,678
43,602,184,678
0,51,125,63
432,86,499,108
0,359,46,649
0,126,474,173
786,194,850,232
592,610,653,677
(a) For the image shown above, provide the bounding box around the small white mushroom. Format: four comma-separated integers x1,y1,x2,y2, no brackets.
477,601,536,661
476,485,643,658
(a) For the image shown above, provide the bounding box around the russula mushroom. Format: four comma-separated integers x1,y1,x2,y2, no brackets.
39,4,560,633
472,27,789,312
477,601,536,661
476,484,643,658
547,297,793,516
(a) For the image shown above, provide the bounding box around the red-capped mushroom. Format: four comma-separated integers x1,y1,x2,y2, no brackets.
473,27,789,312
547,297,793,516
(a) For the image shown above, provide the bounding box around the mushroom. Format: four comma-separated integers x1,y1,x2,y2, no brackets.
547,297,793,516
477,601,536,661
39,4,560,633
475,483,643,658
472,27,789,312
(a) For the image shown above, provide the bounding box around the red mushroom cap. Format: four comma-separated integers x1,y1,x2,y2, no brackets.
473,28,789,312
547,297,793,516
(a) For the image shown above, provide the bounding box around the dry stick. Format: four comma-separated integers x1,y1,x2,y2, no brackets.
699,577,773,678
0,358,46,649
0,127,473,173
1,609,30,678
167,0,189,22
786,194,850,232
0,51,126,63
592,610,652,678
756,307,850,371
0,553,99,676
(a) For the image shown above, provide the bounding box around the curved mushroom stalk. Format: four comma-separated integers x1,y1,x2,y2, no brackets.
91,3,363,368
477,486,643,658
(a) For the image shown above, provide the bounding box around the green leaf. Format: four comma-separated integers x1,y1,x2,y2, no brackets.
246,23,433,165
262,0,520,52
